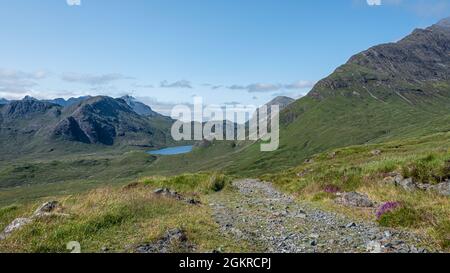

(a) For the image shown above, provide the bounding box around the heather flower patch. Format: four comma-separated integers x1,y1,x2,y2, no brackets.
323,185,341,193
376,201,401,220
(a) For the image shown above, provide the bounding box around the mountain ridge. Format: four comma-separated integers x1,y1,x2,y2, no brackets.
221,18,450,175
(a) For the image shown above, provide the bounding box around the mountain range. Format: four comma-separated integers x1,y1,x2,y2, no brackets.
1,18,450,173
0,95,174,160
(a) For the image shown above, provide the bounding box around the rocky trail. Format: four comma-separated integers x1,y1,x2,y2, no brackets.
209,179,429,253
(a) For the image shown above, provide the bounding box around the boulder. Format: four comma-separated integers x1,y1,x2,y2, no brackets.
0,201,66,240
33,201,59,216
429,182,450,196
340,192,374,207
394,175,404,185
398,178,416,191
0,217,33,240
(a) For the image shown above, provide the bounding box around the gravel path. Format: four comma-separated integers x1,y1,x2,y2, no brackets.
209,179,429,253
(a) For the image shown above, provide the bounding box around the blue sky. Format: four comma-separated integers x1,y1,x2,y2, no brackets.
0,0,449,114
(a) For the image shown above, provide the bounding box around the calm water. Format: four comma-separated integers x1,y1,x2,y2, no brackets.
147,145,193,155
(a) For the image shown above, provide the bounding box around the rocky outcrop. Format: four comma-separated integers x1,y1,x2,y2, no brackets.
0,98,60,120
383,173,450,196
0,201,66,240
309,17,450,99
120,95,164,118
0,218,33,240
153,188,201,205
136,228,195,253
338,192,374,208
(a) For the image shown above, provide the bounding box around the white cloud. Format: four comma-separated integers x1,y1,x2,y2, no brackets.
160,80,192,89
225,80,316,93
0,69,48,97
66,0,81,6
61,73,133,85
367,0,382,6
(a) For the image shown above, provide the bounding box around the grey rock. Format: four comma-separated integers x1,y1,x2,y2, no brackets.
398,178,416,191
33,201,59,216
340,192,374,207
0,217,33,240
429,182,450,196
371,150,382,156
136,228,195,253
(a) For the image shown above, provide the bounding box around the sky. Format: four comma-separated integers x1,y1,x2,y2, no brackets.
0,0,449,115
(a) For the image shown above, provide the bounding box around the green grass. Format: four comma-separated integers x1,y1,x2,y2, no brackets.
142,172,231,194
378,206,424,229
0,174,252,253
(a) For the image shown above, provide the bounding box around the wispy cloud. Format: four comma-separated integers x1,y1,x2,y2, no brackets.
132,83,154,89
61,73,133,85
136,96,190,116
0,68,48,96
66,0,81,6
225,80,315,93
160,80,192,89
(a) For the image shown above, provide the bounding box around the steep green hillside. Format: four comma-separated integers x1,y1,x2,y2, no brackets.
220,19,450,175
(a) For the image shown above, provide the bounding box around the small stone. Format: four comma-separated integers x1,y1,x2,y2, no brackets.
383,176,396,184
153,188,165,194
371,150,382,156
346,222,357,228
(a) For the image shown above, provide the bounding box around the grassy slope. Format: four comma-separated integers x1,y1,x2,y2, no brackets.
0,173,256,253
223,81,450,176
261,132,450,250
1,134,448,252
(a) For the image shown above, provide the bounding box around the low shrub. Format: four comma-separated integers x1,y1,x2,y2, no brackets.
377,206,422,228
209,173,227,192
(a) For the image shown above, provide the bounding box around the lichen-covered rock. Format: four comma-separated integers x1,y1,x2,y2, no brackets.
0,217,33,240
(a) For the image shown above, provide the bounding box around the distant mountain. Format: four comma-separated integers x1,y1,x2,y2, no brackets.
44,96,91,107
0,96,174,159
119,95,163,118
226,17,450,175
265,96,295,110
0,98,9,105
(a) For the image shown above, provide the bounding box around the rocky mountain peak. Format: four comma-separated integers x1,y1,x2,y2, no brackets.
1,98,60,119
266,96,295,110
436,16,450,28
119,95,161,117
308,17,450,99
